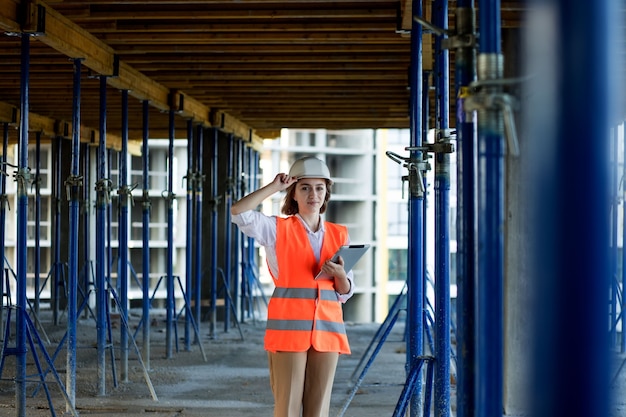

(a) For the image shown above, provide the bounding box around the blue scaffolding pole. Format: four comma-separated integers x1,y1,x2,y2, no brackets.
96,75,111,395
165,107,175,358
454,1,477,416
118,90,130,380
80,142,94,322
141,99,152,369
194,125,204,337
0,122,6,331
620,122,626,353
65,57,83,411
406,1,425,416
238,140,247,322
530,1,611,416
184,119,194,350
34,132,41,317
15,32,30,417
209,127,218,337
433,0,451,414
224,134,234,332
611,127,619,348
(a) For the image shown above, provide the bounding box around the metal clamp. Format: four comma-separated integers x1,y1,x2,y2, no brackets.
413,15,477,50
117,183,138,207
0,194,10,211
94,178,113,205
13,167,31,196
141,189,151,210
386,151,431,198
183,169,195,190
464,86,520,156
161,189,177,208
64,174,83,201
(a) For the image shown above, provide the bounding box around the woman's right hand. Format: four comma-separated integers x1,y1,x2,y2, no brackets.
272,173,298,191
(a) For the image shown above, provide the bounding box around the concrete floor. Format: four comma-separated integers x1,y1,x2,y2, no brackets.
1,309,626,416
0,310,413,417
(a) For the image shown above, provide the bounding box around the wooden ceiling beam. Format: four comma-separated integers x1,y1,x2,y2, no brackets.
114,44,413,54
56,4,398,21
0,0,267,138
86,21,398,34
98,32,410,45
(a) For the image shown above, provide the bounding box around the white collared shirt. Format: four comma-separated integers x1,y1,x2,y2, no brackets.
232,210,355,303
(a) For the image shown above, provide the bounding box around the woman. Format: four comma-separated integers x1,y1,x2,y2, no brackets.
231,156,354,417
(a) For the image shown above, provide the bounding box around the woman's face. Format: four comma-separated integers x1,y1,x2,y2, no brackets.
293,178,327,214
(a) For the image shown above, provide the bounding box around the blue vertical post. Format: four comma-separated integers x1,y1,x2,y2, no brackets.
184,119,194,350
0,123,6,314
34,132,41,317
194,125,204,337
433,0,451,414
408,1,424,416
245,146,257,320
165,108,175,358
620,121,626,353
239,140,247,322
454,2,476,416
53,136,62,326
209,128,218,337
66,57,82,411
530,1,611,416
141,100,151,369
611,128,619,348
232,138,241,323
119,90,130,380
475,0,504,415
81,142,91,319
15,32,30,417
224,134,234,332
96,75,109,396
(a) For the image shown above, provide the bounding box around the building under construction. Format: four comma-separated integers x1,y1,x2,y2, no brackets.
0,1,624,416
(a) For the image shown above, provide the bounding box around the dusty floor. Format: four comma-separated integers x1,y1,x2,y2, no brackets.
0,308,414,417
0,308,625,416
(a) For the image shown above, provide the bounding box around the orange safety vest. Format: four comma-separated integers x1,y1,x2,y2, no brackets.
264,216,351,354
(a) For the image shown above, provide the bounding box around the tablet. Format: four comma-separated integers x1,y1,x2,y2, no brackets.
315,244,371,279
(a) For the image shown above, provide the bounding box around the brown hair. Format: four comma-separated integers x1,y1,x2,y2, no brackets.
281,179,333,215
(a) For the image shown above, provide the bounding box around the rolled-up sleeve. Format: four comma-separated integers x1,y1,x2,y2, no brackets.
231,210,277,247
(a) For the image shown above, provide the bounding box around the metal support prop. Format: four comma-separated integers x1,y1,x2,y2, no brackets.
232,138,241,323
53,136,62,326
239,140,247,322
194,125,204,336
66,57,83,410
0,123,7,330
15,33,30,417
474,0,504,412
165,108,175,358
620,122,626,353
80,142,93,321
209,128,219,337
433,0,451,414
453,2,477,416
611,127,619,348
141,99,151,369
407,1,425,416
118,90,130,380
184,119,194,350
224,134,234,332
530,1,611,416
34,132,41,317
247,148,260,319
96,75,110,396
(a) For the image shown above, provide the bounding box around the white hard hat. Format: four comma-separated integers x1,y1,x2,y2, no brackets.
288,157,332,183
